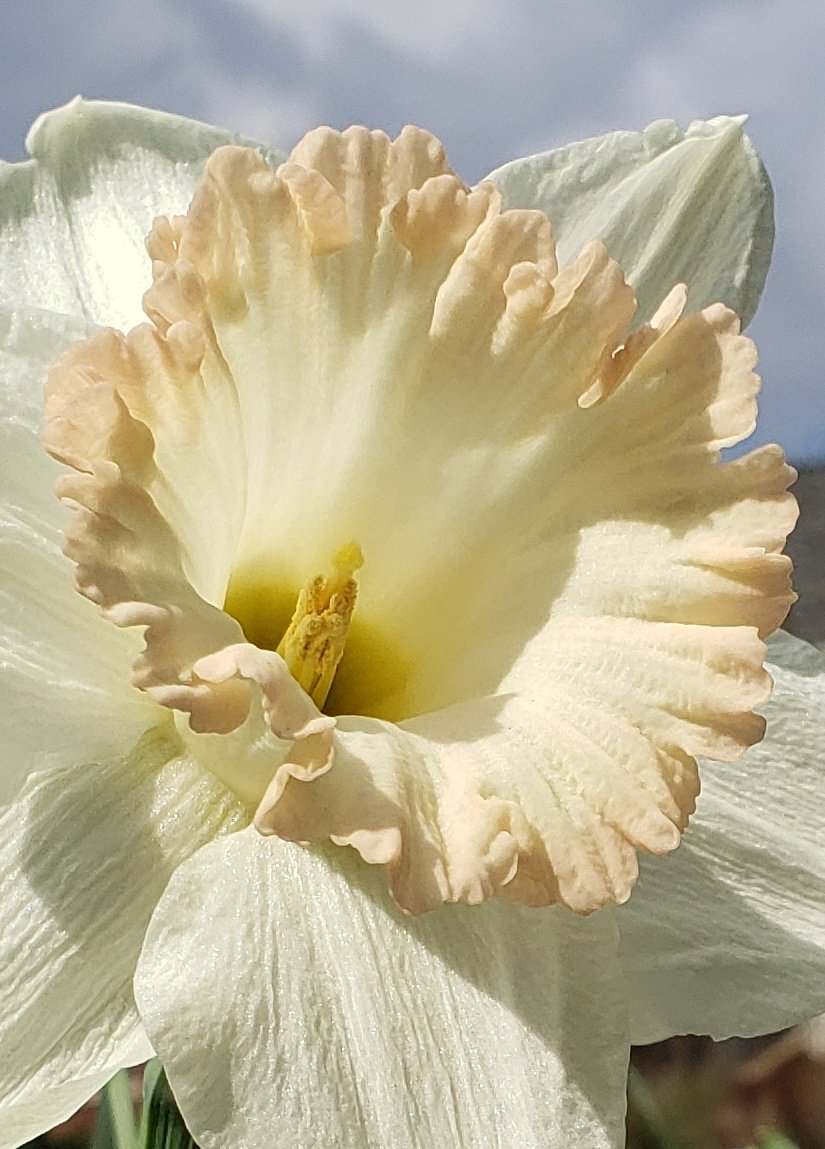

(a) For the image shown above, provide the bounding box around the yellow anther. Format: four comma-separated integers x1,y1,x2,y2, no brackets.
277,543,363,709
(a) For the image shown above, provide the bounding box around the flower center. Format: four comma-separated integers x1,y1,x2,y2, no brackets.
275,542,363,709
222,544,412,719
220,543,361,710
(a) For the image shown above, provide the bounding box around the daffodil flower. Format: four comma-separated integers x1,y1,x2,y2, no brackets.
1,99,823,1149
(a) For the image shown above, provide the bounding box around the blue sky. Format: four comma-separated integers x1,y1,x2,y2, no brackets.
2,0,823,461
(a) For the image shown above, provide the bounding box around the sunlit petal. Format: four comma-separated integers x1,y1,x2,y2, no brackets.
0,97,284,329
487,116,773,326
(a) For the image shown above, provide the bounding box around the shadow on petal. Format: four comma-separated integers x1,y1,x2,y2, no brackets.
620,836,825,1043
7,723,246,1099
137,831,630,1148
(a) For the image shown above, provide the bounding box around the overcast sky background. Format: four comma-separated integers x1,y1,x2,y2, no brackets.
1,0,823,462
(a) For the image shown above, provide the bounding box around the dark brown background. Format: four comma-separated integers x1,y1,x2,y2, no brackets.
785,468,825,648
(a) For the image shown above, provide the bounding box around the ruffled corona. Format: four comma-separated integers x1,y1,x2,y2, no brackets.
43,125,797,915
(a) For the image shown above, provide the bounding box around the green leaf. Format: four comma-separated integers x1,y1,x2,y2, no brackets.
757,1131,802,1149
93,1070,138,1149
626,1065,686,1149
140,1060,199,1149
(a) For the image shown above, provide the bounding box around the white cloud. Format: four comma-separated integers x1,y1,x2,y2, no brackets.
227,0,505,61
196,74,318,149
86,0,192,58
620,0,825,115
1,0,822,458
614,0,825,459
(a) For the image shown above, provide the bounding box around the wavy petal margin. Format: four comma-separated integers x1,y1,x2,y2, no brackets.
0,306,158,804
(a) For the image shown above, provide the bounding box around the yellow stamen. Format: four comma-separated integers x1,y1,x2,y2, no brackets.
277,543,364,709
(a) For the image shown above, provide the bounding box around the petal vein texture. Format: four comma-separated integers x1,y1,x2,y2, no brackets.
487,116,774,328
136,831,630,1149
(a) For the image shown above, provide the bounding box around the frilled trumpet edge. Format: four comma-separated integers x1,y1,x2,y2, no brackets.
44,124,796,914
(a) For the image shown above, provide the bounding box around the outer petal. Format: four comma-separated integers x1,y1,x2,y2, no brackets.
0,307,156,803
0,98,284,329
135,831,630,1149
0,726,246,1149
486,117,773,326
618,630,825,1043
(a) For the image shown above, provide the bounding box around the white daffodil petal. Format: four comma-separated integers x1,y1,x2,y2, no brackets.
0,1038,152,1149
0,307,155,802
0,306,92,530
487,117,773,326
135,830,630,1149
0,726,246,1147
0,97,284,329
619,630,825,1043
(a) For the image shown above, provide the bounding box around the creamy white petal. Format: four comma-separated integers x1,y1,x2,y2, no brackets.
0,726,246,1147
0,307,155,802
0,307,92,529
619,630,825,1043
0,98,284,329
135,830,630,1149
486,117,773,326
